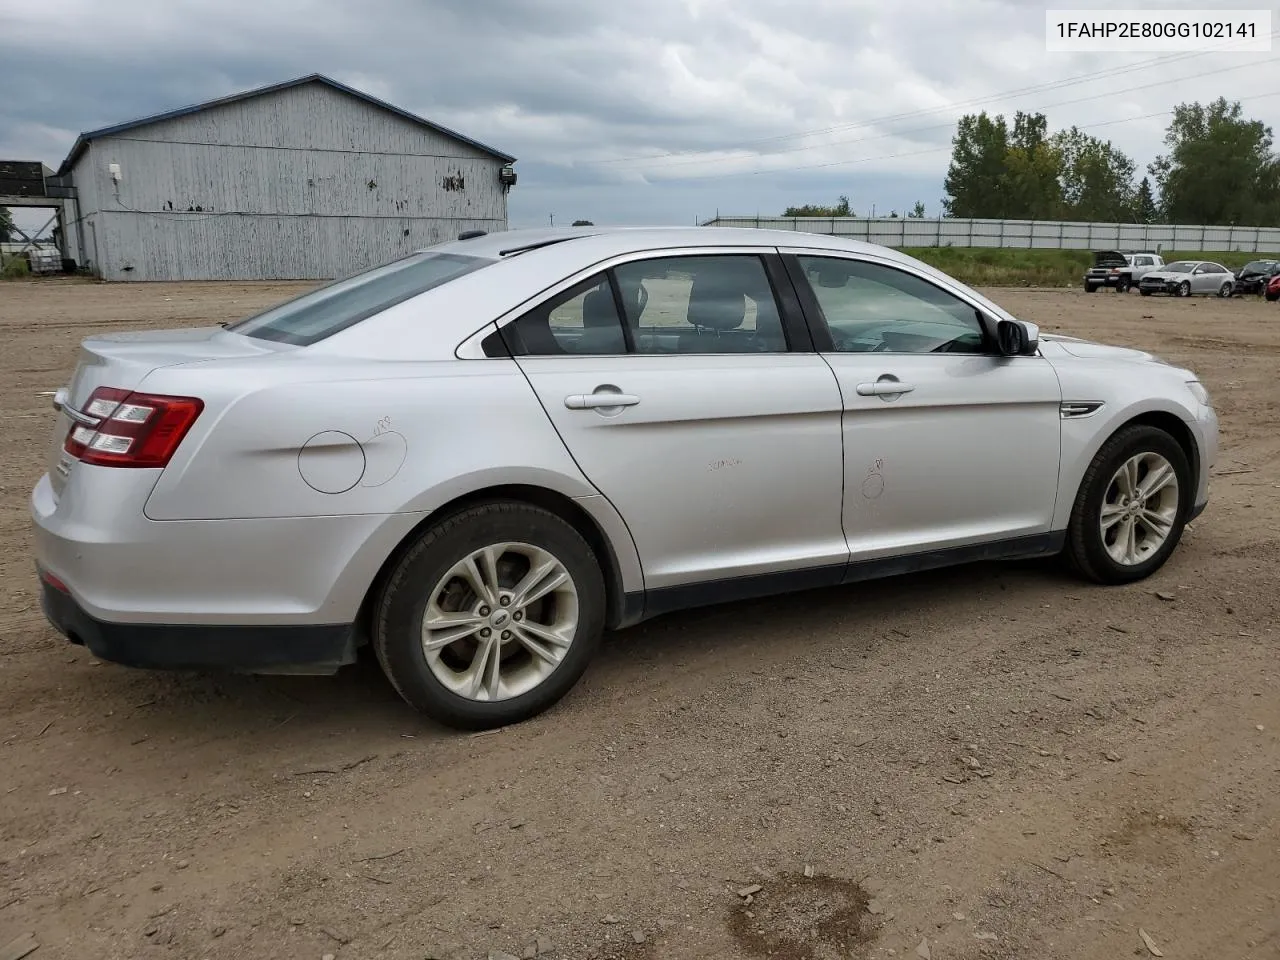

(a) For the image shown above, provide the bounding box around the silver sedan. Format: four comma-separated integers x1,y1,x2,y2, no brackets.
32,227,1218,729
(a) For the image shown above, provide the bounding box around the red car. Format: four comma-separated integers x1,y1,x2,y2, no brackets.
1267,274,1280,302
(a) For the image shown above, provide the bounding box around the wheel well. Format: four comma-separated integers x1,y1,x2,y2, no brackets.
355,485,629,643
1118,411,1200,493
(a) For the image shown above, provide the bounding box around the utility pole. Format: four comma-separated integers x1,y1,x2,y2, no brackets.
549,213,554,226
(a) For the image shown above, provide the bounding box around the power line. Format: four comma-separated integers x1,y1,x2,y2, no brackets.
610,52,1278,173
585,30,1278,167
644,88,1280,183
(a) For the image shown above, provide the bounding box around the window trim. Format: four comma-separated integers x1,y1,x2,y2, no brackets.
780,250,1002,357
478,247,812,358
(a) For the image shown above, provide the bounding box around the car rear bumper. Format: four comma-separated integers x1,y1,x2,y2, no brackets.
30,468,423,628
38,573,356,673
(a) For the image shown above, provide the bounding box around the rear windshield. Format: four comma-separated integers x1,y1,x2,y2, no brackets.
228,252,494,346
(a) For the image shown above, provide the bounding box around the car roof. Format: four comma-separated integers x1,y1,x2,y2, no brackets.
425,225,923,262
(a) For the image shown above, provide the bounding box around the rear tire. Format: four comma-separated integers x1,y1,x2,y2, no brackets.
1266,292,1279,302
1064,425,1192,585
373,501,606,730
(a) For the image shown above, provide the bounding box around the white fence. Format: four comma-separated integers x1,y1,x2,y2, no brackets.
702,216,1280,253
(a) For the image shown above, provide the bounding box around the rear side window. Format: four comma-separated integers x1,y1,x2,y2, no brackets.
228,252,494,346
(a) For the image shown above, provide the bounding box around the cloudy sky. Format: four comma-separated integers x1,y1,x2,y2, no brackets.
1,0,1276,235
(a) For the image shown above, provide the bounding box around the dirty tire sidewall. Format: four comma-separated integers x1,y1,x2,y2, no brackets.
1065,425,1193,585
374,501,606,731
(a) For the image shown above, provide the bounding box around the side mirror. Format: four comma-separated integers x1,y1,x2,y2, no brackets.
996,318,1036,357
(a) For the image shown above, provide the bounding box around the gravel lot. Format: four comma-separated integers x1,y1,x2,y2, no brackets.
1,279,1277,960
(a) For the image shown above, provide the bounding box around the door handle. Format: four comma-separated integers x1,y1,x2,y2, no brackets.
565,392,641,410
856,380,915,397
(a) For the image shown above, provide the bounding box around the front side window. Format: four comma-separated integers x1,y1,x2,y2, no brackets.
229,252,494,346
796,256,986,354
612,255,789,354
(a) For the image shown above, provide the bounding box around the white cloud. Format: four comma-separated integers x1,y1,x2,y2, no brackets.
0,0,1276,226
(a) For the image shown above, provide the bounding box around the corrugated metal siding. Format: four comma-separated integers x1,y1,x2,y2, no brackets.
93,211,504,281
84,140,503,219
108,81,497,159
71,80,510,280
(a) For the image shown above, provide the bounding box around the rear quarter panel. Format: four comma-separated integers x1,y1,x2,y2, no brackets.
141,359,601,520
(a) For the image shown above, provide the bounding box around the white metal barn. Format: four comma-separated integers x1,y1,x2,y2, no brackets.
56,74,517,281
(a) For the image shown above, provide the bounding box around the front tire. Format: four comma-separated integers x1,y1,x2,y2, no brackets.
373,501,606,730
1115,276,1131,293
1140,288,1152,296
1085,283,1099,293
1064,425,1192,585
1177,280,1191,297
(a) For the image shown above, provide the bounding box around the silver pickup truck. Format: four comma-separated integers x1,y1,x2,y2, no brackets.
1084,250,1165,293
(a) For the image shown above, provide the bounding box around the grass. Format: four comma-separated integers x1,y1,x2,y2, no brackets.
896,247,1276,287
1,253,31,280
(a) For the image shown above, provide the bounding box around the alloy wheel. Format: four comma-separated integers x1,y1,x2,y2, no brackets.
1099,452,1181,566
420,542,579,701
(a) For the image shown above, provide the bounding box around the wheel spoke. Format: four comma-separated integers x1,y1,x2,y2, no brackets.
1100,501,1127,531
1140,508,1174,539
463,635,500,700
1139,462,1176,499
422,609,484,649
513,626,564,666
1115,458,1139,497
513,554,568,607
1122,516,1140,564
518,619,573,650
459,553,498,606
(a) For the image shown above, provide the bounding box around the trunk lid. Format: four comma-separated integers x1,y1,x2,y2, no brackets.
46,327,288,497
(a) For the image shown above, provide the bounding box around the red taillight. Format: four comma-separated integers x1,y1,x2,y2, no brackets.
39,568,70,594
63,386,203,468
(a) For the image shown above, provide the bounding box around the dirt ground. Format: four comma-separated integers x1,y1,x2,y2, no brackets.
1,279,1277,960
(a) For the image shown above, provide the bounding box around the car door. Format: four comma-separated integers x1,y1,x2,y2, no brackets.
1191,263,1217,294
780,250,1063,569
499,248,848,595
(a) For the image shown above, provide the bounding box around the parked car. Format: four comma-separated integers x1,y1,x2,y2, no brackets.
1083,250,1164,293
1232,258,1280,296
1266,274,1280,301
32,227,1218,730
1138,260,1236,297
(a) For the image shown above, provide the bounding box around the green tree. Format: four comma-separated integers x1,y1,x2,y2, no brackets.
1053,127,1137,220
908,201,926,218
1003,111,1064,219
1134,177,1158,223
942,112,1011,217
1149,97,1280,225
0,207,13,243
783,194,852,217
